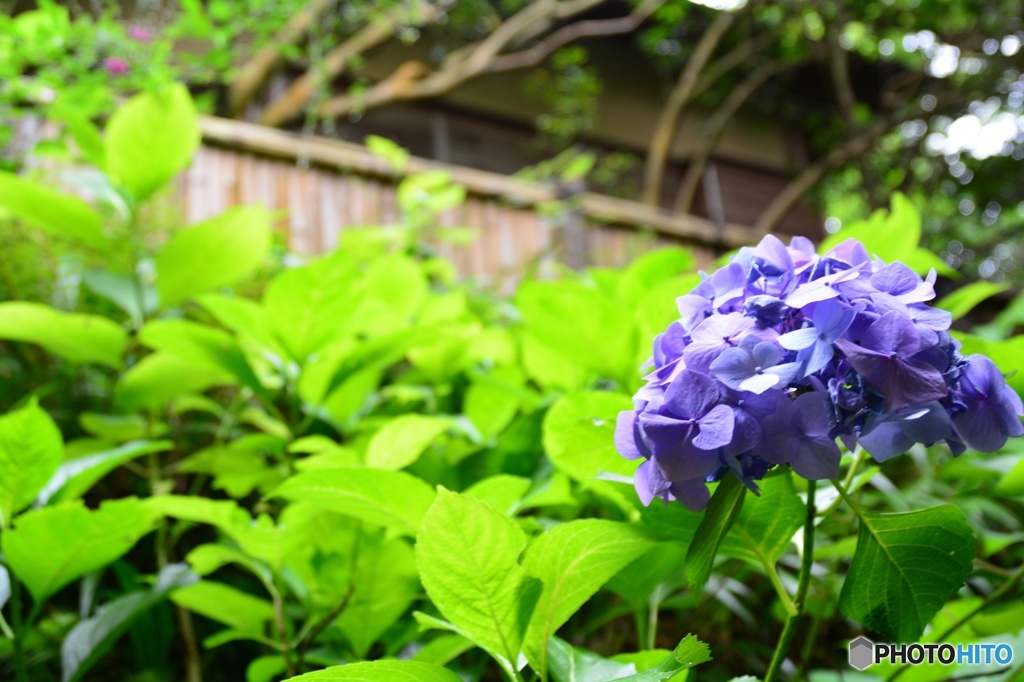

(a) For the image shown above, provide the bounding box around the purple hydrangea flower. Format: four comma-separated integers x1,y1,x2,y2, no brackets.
615,233,1023,511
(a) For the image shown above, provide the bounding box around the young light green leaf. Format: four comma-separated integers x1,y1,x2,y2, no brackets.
365,414,451,470
270,469,436,536
2,498,158,601
0,302,127,367
171,580,276,632
464,475,532,516
284,660,463,682
416,488,542,676
105,83,199,201
156,206,272,307
719,471,804,569
62,564,197,682
412,634,475,666
685,476,746,591
0,171,106,247
549,637,637,682
37,440,172,505
82,269,157,326
839,504,975,642
0,399,63,524
543,391,638,482
609,635,712,682
522,520,656,674
936,280,1011,321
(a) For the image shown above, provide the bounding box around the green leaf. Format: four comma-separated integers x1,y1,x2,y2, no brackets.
336,534,420,658
549,637,637,682
38,440,172,505
543,391,638,483
0,171,106,247
465,370,524,439
685,476,746,591
283,660,463,682
936,281,1011,321
2,498,158,601
264,252,363,363
62,564,197,682
995,454,1024,497
412,634,474,666
82,269,157,326
464,475,532,516
114,352,231,411
156,206,272,307
608,635,712,681
138,319,265,395
0,302,127,367
839,504,976,642
0,399,63,524
618,248,694,307
270,469,436,536
366,414,452,470
171,580,276,631
522,520,656,675
819,193,920,265
105,83,200,201
720,472,804,568
64,115,107,169
415,488,542,675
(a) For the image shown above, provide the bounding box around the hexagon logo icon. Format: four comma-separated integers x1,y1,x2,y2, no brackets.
849,636,875,671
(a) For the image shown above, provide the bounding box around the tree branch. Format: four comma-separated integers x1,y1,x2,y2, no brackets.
260,3,448,127
487,0,666,72
315,0,659,121
674,57,798,213
640,8,741,206
229,0,332,116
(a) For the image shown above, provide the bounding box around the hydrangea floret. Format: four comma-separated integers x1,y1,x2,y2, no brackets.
616,235,1024,512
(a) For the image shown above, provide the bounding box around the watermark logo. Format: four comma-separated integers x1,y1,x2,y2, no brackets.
848,637,1015,670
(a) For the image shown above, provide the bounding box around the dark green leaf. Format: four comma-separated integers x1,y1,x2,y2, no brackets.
685,476,745,591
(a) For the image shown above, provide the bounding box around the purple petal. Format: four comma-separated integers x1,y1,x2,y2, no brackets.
789,435,841,480
710,347,757,391
739,372,781,394
669,478,711,512
779,327,819,351
664,370,724,419
634,458,671,506
615,411,643,460
812,299,857,341
693,403,735,450
802,340,835,377
861,312,923,356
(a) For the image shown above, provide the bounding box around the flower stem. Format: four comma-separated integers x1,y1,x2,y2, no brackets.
764,479,817,682
10,568,28,682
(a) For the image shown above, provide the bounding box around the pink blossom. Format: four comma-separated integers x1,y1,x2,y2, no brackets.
103,57,130,76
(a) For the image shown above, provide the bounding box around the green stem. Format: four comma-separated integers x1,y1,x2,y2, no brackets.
764,479,817,682
10,569,28,682
646,598,659,650
0,609,13,639
818,447,867,518
886,562,1024,682
766,564,798,618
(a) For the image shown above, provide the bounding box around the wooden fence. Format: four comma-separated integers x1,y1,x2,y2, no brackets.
180,116,769,286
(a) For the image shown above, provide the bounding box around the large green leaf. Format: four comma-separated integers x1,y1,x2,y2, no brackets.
105,83,200,201
114,352,232,411
522,520,656,675
365,414,452,470
156,206,272,307
2,498,158,601
543,391,638,482
0,171,106,247
263,252,364,363
336,534,420,657
138,319,265,395
62,564,197,682
839,504,975,642
37,440,172,505
549,637,637,682
170,580,276,632
719,471,804,569
685,476,745,591
819,193,920,263
270,469,436,536
283,660,463,682
936,281,1011,322
415,488,542,676
0,399,63,524
0,302,127,367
